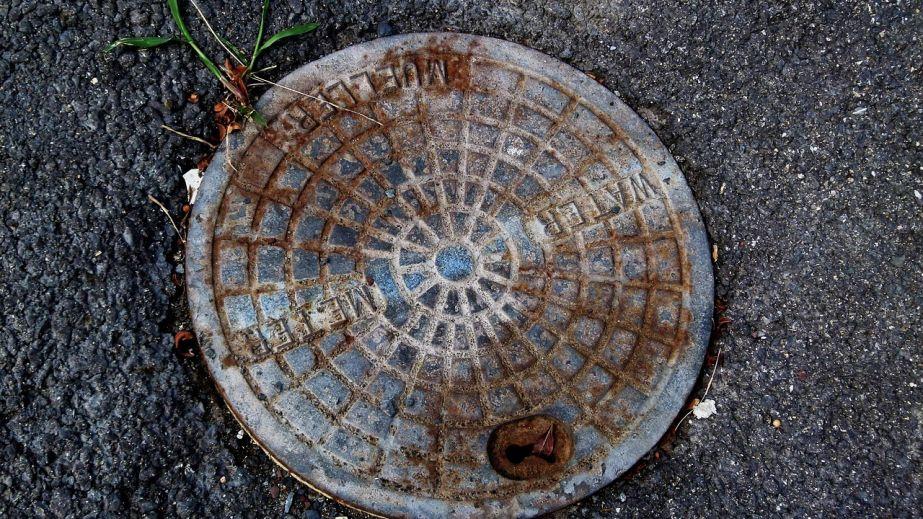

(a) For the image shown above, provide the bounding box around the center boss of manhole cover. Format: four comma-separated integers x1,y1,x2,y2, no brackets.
186,33,712,517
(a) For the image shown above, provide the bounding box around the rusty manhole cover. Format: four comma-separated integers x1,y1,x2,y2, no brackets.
186,33,712,517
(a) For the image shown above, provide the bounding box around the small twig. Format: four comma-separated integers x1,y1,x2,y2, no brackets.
674,407,695,433
222,100,241,115
674,346,722,432
702,346,721,396
148,194,185,243
161,124,216,149
250,74,383,126
188,0,246,67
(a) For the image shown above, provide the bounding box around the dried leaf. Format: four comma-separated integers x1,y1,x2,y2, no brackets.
532,425,555,457
196,155,212,172
223,59,250,106
174,330,194,347
213,101,241,141
174,330,196,357
217,121,241,142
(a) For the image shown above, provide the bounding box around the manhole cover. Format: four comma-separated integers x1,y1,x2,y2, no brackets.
186,33,712,517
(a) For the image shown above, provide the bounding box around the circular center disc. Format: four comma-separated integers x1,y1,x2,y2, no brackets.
185,33,713,518
435,245,474,281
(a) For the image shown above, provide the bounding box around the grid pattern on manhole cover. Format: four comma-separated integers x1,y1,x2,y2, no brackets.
186,33,712,518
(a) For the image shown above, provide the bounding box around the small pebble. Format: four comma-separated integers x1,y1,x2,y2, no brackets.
122,228,135,247
377,21,393,37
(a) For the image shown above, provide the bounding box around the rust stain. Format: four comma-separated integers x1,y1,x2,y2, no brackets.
221,355,238,368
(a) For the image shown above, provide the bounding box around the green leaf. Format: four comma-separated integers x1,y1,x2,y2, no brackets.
256,22,318,56
249,109,268,127
167,0,225,83
240,105,267,127
104,36,175,53
217,34,247,64
248,0,270,70
167,0,191,42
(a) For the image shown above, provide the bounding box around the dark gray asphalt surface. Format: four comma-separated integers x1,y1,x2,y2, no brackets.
1,1,921,517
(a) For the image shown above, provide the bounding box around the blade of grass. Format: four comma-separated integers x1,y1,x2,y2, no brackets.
217,34,247,64
242,106,267,127
248,0,270,71
168,0,193,43
104,36,175,52
256,22,318,58
167,0,226,85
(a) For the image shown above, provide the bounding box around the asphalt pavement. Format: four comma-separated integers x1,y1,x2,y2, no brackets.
0,1,920,517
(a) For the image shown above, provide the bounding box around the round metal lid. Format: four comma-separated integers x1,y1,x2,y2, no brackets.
186,33,713,518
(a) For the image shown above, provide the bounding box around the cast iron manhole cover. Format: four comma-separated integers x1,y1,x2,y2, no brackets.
186,33,713,517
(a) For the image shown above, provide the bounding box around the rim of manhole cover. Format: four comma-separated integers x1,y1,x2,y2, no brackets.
186,33,713,518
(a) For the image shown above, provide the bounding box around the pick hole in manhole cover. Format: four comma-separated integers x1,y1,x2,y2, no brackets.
185,33,713,518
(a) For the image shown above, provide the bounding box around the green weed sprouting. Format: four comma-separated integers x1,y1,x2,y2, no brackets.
106,0,318,132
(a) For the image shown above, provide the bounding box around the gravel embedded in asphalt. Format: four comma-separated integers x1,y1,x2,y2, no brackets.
0,1,920,517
